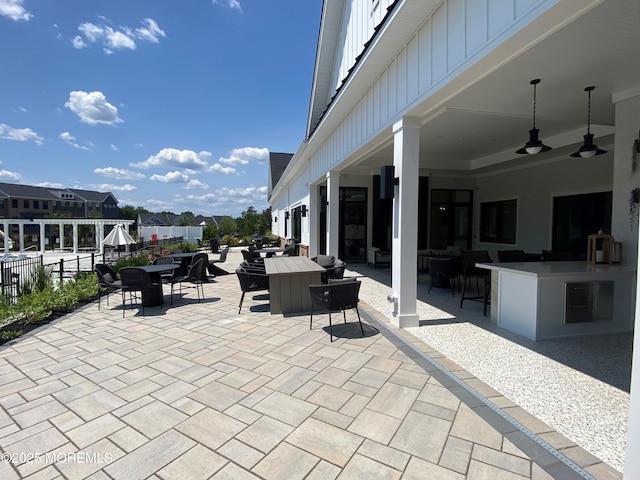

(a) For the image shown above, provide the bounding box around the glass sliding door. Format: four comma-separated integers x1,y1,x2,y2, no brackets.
339,187,367,262
430,189,472,250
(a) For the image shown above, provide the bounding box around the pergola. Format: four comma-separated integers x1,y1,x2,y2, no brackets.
0,219,136,255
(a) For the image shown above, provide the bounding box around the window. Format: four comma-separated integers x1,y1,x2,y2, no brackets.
480,199,517,244
24,200,30,208
43,201,48,209
0,199,4,208
11,199,17,208
33,200,39,209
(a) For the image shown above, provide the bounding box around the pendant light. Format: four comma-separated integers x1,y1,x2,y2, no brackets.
570,86,607,158
516,79,552,155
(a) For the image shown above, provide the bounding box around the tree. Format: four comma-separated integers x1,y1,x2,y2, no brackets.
118,205,149,220
203,223,218,240
237,206,261,237
178,211,195,226
218,216,237,236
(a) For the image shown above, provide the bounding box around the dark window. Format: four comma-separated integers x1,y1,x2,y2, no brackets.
292,206,302,243
23,200,29,208
12,199,17,208
0,199,4,208
480,199,517,244
43,201,48,209
33,200,39,209
552,192,612,260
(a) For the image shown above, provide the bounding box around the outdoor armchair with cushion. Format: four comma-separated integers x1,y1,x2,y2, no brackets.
311,255,335,268
308,279,364,342
427,257,458,296
236,267,269,313
322,259,347,283
94,264,122,310
241,249,264,264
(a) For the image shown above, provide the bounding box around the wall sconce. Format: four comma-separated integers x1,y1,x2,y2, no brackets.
571,86,607,158
516,79,552,155
274,216,278,223
380,165,399,199
285,211,290,220
301,205,307,217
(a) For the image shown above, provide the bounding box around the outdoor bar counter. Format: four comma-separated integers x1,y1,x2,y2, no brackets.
476,261,635,341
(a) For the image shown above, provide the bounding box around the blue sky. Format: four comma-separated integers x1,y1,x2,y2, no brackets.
0,0,321,217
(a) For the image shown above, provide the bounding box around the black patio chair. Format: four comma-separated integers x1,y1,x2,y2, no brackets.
497,250,526,262
169,257,206,305
208,246,230,275
94,264,121,310
542,250,575,261
322,259,347,283
119,267,160,317
152,255,178,283
311,255,336,268
427,257,458,296
309,279,364,342
459,250,491,316
241,249,263,264
236,267,270,313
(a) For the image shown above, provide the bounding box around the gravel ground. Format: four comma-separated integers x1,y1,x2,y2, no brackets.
346,262,631,473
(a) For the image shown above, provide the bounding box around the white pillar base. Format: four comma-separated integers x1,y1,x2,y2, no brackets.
390,312,420,328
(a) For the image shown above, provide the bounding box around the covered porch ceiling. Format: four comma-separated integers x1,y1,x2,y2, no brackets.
340,0,639,178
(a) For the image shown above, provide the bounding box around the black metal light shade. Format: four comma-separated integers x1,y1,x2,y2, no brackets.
570,86,607,158
517,79,552,155
516,128,553,155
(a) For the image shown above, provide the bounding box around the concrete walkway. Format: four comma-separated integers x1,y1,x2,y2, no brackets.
0,252,623,479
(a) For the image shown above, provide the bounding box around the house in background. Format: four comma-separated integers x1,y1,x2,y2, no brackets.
268,0,640,475
0,182,119,245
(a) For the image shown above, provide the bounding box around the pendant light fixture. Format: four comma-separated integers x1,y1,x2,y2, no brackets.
516,79,552,155
570,86,607,158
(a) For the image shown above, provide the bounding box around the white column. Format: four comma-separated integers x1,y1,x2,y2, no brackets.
59,222,64,250
622,89,640,479
390,116,420,327
2,221,8,253
39,223,45,253
326,170,340,256
18,224,25,252
309,184,319,258
72,223,78,253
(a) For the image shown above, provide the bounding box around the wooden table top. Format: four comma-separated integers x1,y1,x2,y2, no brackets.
263,256,325,275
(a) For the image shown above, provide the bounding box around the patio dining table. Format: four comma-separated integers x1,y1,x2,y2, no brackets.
264,256,325,314
136,264,179,306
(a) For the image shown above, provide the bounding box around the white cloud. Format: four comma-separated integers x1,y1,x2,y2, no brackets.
65,91,122,126
110,144,118,151
215,185,267,204
0,123,43,145
212,0,242,13
186,179,208,189
35,181,64,188
208,163,236,175
0,0,31,21
219,146,268,166
150,171,189,183
94,167,145,180
135,19,166,43
72,18,166,54
132,148,211,170
0,169,21,181
59,131,90,150
93,183,137,192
